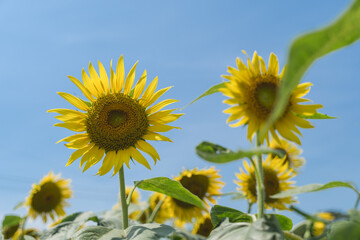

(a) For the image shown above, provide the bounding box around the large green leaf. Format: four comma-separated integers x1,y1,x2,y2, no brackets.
40,211,96,240
210,205,253,227
72,226,121,240
260,0,360,138
181,83,225,110
2,215,21,228
270,214,293,231
328,220,360,240
135,177,203,208
271,181,360,199
196,141,284,163
208,216,283,240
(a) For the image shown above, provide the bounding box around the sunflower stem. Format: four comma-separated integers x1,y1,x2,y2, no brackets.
255,131,265,218
118,167,128,230
20,216,28,240
147,195,167,223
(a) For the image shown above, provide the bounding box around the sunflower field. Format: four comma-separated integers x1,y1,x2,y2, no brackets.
1,1,360,240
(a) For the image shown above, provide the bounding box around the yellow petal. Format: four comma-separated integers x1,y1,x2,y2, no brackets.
97,151,116,176
57,92,89,111
268,53,279,75
148,124,180,132
149,113,183,124
143,86,173,108
89,62,104,94
82,148,105,172
146,99,179,114
82,68,100,97
129,147,151,169
133,70,147,99
67,75,95,102
98,60,110,94
56,133,88,144
140,76,158,104
123,61,138,95
135,140,160,163
113,149,130,176
65,144,93,167
79,144,98,168
252,51,260,74
54,122,86,132
116,55,125,93
65,137,90,149
143,131,173,142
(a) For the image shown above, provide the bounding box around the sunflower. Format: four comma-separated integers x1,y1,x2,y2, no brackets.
235,158,296,210
164,167,224,225
312,212,335,237
25,171,72,223
49,56,182,175
192,213,213,237
220,51,323,144
149,193,172,223
269,138,305,173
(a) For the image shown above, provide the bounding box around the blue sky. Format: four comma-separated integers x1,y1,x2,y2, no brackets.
1,0,359,229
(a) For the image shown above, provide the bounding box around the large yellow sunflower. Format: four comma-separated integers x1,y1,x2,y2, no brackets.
25,171,72,223
164,167,224,225
269,138,305,173
235,158,296,210
49,56,182,175
220,51,323,144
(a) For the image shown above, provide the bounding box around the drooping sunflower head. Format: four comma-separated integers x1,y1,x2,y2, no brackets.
164,167,224,225
269,138,305,173
192,213,213,237
312,212,335,237
49,56,182,176
220,51,323,145
235,158,296,210
25,171,72,223
149,193,172,223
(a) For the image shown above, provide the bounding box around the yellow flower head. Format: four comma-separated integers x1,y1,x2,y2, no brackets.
149,193,172,223
25,171,72,223
192,213,213,237
164,167,224,225
49,56,182,175
312,212,335,237
220,51,322,144
235,158,296,210
269,138,305,173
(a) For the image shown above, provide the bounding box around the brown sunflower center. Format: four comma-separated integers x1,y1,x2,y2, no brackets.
31,181,62,213
195,217,214,237
248,167,280,204
173,174,210,209
86,93,149,152
255,82,277,110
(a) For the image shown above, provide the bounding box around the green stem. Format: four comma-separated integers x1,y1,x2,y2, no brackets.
290,206,321,222
126,182,141,207
284,231,304,240
355,195,360,209
147,195,167,223
20,216,28,240
118,167,128,230
255,132,265,218
247,202,253,214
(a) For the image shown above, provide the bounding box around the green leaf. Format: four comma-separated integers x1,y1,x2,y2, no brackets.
208,219,250,240
126,223,175,239
135,177,203,208
196,141,284,164
271,181,360,199
72,226,122,240
41,211,96,240
328,220,360,240
296,112,337,119
172,229,207,240
181,83,225,109
24,236,36,240
270,214,293,231
260,0,360,139
2,215,21,228
210,205,253,227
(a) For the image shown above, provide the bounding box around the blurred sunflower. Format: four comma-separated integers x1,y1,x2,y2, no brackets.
312,212,335,237
49,56,182,175
25,171,72,223
269,138,305,172
149,193,172,223
235,158,296,210
220,51,322,144
192,213,213,237
164,167,224,225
